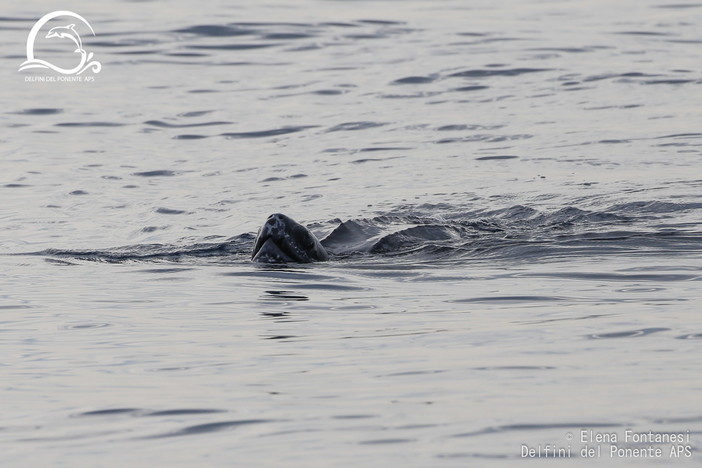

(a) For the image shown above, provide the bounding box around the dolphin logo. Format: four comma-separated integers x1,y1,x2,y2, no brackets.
19,11,101,75
46,24,84,54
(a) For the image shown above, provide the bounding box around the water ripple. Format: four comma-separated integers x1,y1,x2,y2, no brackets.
221,125,318,139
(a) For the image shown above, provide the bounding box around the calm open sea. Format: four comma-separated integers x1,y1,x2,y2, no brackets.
1,0,701,466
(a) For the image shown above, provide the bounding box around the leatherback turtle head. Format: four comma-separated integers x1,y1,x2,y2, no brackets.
251,213,328,263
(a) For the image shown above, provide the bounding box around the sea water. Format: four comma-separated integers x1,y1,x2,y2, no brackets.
1,0,701,466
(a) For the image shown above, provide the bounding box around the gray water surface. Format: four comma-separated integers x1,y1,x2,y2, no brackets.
2,0,701,466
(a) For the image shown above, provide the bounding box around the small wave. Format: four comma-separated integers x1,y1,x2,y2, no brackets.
144,120,232,128
143,419,274,439
392,76,436,85
221,125,318,139
475,155,518,161
448,68,551,78
452,422,621,438
655,3,702,8
452,85,490,92
14,108,62,115
174,24,256,37
588,328,670,339
187,43,277,51
35,234,254,264
55,122,126,127
174,134,209,140
326,121,387,132
132,170,178,177
155,208,186,215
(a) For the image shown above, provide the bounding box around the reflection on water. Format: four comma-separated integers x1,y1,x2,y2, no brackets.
2,0,701,465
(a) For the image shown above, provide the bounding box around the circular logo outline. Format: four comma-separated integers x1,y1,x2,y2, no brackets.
19,10,101,75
